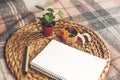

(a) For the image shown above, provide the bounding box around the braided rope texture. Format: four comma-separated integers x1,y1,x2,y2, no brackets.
5,20,110,80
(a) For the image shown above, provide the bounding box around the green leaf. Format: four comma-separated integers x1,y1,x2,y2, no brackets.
58,11,64,19
46,13,55,20
35,5,45,11
45,15,53,22
49,22,55,26
50,16,55,20
39,18,46,23
47,8,54,13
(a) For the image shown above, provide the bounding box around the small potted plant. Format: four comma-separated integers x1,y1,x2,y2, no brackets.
36,5,64,37
60,27,78,44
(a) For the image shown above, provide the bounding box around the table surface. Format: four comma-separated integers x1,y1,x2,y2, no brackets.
5,20,110,80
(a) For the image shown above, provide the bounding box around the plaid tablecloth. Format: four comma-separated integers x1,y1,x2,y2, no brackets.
0,0,120,80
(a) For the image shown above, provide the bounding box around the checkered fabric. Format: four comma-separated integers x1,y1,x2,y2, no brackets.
0,0,120,80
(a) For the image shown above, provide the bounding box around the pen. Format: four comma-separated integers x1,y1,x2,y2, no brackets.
24,45,30,74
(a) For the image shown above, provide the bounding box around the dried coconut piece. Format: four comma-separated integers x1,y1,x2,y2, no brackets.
82,33,92,42
77,33,86,44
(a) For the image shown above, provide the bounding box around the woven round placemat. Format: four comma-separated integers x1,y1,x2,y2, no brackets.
6,20,110,80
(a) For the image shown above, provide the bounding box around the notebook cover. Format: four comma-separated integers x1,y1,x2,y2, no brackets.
30,40,107,80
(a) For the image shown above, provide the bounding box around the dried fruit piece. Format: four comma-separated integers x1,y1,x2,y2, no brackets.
61,29,69,37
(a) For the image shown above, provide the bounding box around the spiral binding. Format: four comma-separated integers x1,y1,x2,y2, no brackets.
30,62,66,80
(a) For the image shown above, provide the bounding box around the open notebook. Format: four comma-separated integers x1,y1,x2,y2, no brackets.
30,40,107,80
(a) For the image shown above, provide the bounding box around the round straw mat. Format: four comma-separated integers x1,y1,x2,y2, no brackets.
5,20,110,80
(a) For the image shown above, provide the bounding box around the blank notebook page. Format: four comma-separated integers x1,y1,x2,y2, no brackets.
30,40,107,80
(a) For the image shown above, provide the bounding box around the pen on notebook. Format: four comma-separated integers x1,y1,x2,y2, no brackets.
24,45,30,74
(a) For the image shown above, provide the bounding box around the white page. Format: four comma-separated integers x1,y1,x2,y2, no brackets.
30,40,106,80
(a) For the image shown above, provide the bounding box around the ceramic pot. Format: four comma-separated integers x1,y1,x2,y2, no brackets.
43,26,54,37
